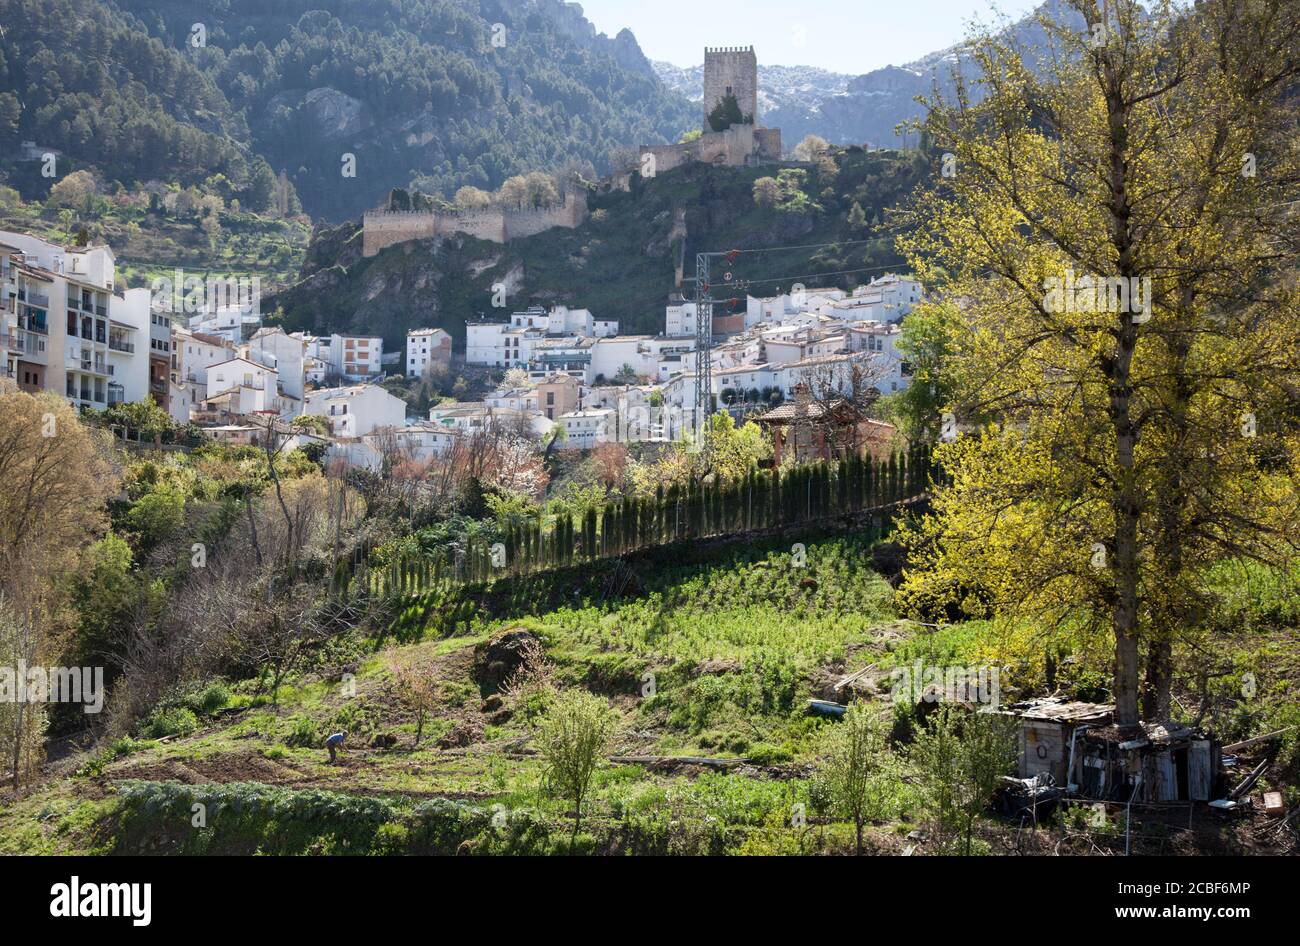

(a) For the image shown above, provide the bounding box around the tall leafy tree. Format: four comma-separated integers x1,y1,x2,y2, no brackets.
898,0,1300,729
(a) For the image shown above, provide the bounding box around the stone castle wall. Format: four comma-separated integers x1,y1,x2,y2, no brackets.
703,46,758,130
639,122,781,175
361,211,437,257
362,191,588,257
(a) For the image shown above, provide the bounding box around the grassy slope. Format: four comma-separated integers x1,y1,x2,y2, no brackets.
4,536,1294,855
0,534,925,855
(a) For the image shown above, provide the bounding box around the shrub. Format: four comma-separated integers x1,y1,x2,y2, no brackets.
537,689,617,839
907,706,1017,854
184,681,231,717
284,714,319,748
814,704,893,854
142,706,199,739
372,821,410,854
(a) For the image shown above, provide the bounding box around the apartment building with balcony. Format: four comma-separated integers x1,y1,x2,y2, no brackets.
105,286,151,407
63,278,116,409
9,256,53,394
1,242,18,382
0,231,120,410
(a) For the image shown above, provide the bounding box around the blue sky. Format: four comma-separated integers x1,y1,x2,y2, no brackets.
577,0,1045,74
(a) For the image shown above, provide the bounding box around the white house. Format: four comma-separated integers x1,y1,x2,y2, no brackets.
429,403,551,441
246,326,308,401
590,336,663,384
374,423,461,461
485,386,539,413
846,322,912,393
189,304,260,345
172,327,235,423
302,383,406,438
559,408,616,449
205,355,280,415
848,273,922,321
406,327,452,376
466,320,543,367
666,299,698,337
714,364,779,400
467,305,617,368
744,292,800,328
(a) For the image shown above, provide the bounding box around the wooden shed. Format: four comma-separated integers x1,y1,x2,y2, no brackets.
1003,699,1114,786
1003,698,1222,803
1076,721,1221,803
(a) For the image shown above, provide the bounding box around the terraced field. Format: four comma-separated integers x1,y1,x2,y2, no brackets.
4,531,1290,856
0,535,940,855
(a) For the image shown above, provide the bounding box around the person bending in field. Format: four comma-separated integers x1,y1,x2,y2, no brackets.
325,731,347,763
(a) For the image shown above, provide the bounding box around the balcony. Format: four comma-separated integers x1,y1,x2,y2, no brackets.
16,330,46,363
108,338,135,353
17,314,46,334
19,288,50,308
69,352,108,375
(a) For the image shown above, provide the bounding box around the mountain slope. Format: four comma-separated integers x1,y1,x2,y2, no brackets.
0,0,257,194
107,0,696,220
0,0,695,221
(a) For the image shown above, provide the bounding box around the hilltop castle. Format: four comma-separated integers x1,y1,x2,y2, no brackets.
361,45,777,258
640,46,782,174
361,189,588,258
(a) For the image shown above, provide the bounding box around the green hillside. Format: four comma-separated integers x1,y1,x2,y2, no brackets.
0,0,694,220
5,527,1293,856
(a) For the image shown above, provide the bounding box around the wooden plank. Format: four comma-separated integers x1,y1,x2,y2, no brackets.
1229,754,1273,800
1189,740,1212,801
1222,726,1296,753
1023,721,1064,780
1157,752,1178,801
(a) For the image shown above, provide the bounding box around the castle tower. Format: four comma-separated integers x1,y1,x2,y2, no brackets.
702,46,758,132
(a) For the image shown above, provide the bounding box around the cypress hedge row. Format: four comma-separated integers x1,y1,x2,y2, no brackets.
337,445,932,602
